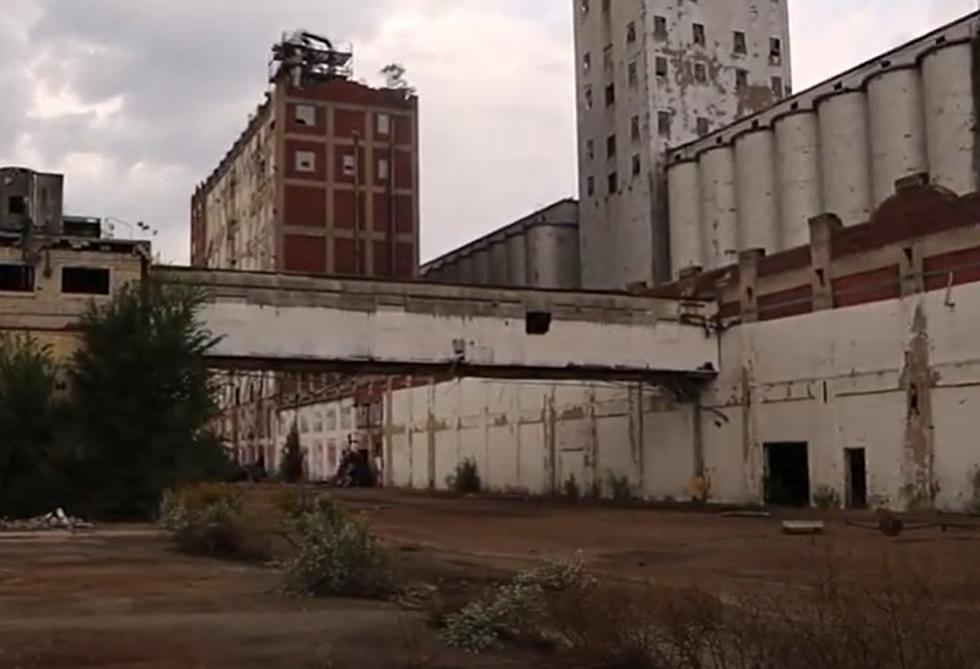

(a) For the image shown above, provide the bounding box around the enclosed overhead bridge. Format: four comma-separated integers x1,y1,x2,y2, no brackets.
154,267,719,383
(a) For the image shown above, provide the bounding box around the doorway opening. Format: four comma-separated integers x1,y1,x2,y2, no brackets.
845,448,868,508
764,442,810,507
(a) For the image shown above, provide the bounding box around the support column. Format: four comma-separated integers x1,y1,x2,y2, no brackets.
738,249,765,323
808,213,843,311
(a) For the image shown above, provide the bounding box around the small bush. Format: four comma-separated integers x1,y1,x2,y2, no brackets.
446,458,481,494
812,485,841,509
606,471,633,503
442,558,589,653
159,483,260,558
281,496,392,598
562,474,581,501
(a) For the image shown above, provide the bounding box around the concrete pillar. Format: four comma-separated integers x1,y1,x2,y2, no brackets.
738,249,765,323
808,213,843,311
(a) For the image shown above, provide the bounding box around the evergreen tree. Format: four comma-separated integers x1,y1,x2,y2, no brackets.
69,279,232,518
278,421,304,483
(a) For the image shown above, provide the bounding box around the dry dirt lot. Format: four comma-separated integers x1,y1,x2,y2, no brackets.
2,487,980,668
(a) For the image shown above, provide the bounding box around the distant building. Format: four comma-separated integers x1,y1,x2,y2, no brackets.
572,0,792,289
421,199,580,290
191,31,419,279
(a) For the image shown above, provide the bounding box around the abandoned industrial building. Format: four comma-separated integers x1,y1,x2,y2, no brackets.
5,7,980,514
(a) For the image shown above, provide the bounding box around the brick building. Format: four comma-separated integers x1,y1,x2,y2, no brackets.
191,32,419,278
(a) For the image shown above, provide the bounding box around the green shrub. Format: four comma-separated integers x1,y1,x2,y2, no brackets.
281,496,392,598
159,483,258,558
606,472,633,503
446,458,481,494
563,474,581,501
442,558,590,653
812,485,841,509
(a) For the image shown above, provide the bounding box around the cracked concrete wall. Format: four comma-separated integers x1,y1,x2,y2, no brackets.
381,278,980,511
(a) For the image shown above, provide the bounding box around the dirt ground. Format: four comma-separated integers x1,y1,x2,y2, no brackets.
2,487,980,668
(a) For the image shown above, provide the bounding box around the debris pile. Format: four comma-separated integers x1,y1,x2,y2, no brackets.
0,508,93,531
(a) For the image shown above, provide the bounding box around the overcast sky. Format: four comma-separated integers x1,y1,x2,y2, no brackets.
0,0,976,264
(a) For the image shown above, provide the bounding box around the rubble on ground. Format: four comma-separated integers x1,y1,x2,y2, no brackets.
0,508,93,531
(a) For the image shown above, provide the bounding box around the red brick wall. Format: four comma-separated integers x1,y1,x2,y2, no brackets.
333,238,365,275
333,190,365,230
284,234,326,273
757,284,813,321
924,246,980,291
832,265,900,308
334,109,366,138
283,185,326,227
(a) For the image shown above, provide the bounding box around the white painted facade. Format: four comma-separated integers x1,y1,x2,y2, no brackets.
379,280,980,512
666,13,980,277
574,0,792,289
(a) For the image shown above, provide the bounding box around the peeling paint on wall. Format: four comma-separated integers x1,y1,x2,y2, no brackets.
899,304,938,509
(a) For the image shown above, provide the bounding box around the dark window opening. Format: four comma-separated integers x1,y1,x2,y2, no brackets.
631,154,641,176
630,115,641,142
604,84,616,106
587,176,595,196
657,111,671,137
0,263,34,292
654,15,667,40
735,68,749,90
733,30,747,55
628,61,638,86
695,62,707,84
627,21,637,44
655,56,668,78
693,23,705,46
606,134,617,158
607,171,618,195
845,448,868,509
771,75,783,98
697,116,710,136
61,267,110,295
7,196,26,216
764,442,811,507
525,311,552,335
769,37,782,65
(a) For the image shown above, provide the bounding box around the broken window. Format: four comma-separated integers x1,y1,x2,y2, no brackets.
295,150,316,173
604,83,615,107
61,267,110,295
631,154,641,176
583,51,592,72
654,15,667,40
771,75,784,98
294,104,316,127
377,158,389,181
694,62,707,84
606,133,617,158
376,113,391,136
587,175,595,196
697,116,710,136
657,110,671,137
580,0,589,16
607,171,618,195
7,196,25,216
0,263,33,292
628,60,638,87
584,85,594,110
692,23,705,46
626,21,637,44
735,68,749,90
733,31,747,55
525,311,551,335
630,115,640,142
769,37,782,65
342,154,356,177
655,56,668,78
586,139,594,160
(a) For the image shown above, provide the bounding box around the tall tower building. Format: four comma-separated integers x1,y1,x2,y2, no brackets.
191,31,419,279
573,0,792,289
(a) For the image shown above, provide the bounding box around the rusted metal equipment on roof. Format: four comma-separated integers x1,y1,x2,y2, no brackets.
270,30,353,85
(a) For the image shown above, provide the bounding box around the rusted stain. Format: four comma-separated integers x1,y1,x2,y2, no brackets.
899,303,939,509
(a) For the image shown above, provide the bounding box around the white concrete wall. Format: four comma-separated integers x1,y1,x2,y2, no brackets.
385,280,980,512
